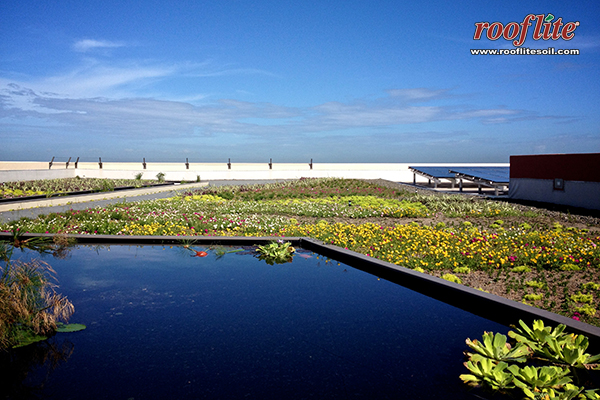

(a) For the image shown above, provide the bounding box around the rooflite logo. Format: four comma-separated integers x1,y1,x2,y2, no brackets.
473,14,579,47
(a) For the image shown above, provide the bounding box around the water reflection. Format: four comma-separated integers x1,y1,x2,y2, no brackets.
1,339,74,399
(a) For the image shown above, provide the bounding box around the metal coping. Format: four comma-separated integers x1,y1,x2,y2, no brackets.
2,232,599,349
449,167,511,184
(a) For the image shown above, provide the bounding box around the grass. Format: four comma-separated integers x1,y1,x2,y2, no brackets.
1,177,599,326
0,241,75,349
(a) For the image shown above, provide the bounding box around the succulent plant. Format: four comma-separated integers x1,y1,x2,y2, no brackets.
465,331,531,363
460,358,515,390
508,365,572,392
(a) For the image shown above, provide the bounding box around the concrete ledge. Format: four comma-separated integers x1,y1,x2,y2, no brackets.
1,232,599,349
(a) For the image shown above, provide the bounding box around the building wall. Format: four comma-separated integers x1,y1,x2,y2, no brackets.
0,162,509,183
509,153,600,210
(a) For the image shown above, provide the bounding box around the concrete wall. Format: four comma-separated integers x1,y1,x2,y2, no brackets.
0,168,75,182
0,161,509,183
509,153,600,211
510,178,600,210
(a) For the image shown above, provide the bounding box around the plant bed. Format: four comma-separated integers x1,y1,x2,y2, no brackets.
0,177,176,201
0,182,176,204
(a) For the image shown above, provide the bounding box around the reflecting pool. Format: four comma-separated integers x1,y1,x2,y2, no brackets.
3,245,508,399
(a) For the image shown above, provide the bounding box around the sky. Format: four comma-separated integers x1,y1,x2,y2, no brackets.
1,0,599,163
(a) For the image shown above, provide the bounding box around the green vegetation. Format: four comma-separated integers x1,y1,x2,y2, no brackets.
442,273,463,284
0,240,84,350
256,240,296,265
461,320,600,399
0,177,154,199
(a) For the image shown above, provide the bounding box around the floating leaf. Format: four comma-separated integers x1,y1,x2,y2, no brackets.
56,323,87,332
12,329,48,348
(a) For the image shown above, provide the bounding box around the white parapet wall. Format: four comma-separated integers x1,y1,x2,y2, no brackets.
0,168,75,182
0,161,509,183
510,178,600,210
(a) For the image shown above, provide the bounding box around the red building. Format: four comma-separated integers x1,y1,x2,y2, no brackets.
509,153,600,211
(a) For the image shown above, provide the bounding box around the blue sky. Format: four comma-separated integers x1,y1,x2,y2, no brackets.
1,0,599,163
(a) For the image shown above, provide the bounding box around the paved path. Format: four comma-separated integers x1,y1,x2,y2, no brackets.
0,180,285,222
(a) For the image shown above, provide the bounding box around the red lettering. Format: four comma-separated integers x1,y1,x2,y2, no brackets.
541,22,552,40
561,22,578,40
533,14,545,40
488,22,503,40
503,22,519,40
551,17,563,40
473,22,489,40
475,15,578,45
514,14,535,47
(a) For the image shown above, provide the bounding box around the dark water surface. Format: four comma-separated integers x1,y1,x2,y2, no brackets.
3,245,508,399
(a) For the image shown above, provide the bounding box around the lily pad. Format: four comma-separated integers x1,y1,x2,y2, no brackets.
12,329,48,348
56,323,87,332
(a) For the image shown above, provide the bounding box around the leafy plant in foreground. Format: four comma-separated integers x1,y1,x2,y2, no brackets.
460,358,515,390
539,333,600,368
256,240,295,265
465,331,531,363
508,365,572,393
461,320,600,399
1,241,85,350
508,319,569,353
0,258,75,349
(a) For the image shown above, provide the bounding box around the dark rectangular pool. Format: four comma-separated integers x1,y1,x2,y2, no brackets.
3,245,508,399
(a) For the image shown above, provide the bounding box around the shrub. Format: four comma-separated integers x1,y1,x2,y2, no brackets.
560,263,581,271
99,179,115,192
581,282,600,291
0,259,74,349
453,266,471,274
525,280,544,289
570,292,594,304
523,294,543,302
442,274,462,284
574,305,597,316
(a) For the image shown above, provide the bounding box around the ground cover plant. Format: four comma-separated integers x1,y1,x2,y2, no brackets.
1,178,599,326
461,319,599,399
0,177,155,199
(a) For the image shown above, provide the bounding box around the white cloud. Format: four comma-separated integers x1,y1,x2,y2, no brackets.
0,83,555,143
73,39,126,52
387,88,448,102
